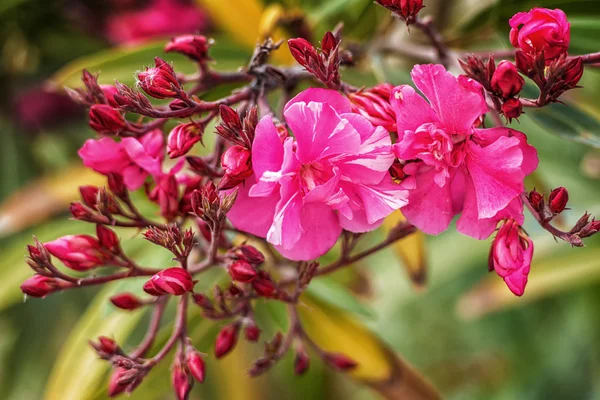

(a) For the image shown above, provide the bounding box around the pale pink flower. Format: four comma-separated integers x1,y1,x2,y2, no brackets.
78,129,164,190
488,218,533,296
228,89,409,260
391,64,538,239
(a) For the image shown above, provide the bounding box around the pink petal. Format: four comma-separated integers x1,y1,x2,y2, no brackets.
400,164,456,235
284,88,351,115
475,127,539,175
227,174,280,238
267,182,303,249
284,102,361,163
275,202,342,261
78,137,130,173
465,136,525,219
354,175,409,225
389,85,439,139
122,133,163,177
252,116,285,179
411,64,487,134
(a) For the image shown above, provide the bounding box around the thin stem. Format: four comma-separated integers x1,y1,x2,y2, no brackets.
131,297,169,359
520,193,572,242
412,16,450,67
149,293,188,364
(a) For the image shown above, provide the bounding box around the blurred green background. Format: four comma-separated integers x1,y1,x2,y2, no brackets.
0,0,599,399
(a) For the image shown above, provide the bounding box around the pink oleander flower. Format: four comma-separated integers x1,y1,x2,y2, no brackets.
105,0,210,46
227,88,409,260
489,218,533,296
509,8,570,64
391,64,538,239
78,129,164,190
45,235,110,271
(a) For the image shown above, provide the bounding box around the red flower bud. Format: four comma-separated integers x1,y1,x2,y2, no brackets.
80,185,100,208
100,85,120,107
143,267,194,296
375,0,424,22
69,201,94,221
96,225,120,252
167,123,203,158
172,362,192,400
229,260,257,283
187,351,206,383
110,292,144,310
107,173,127,198
491,61,524,99
91,336,119,357
108,368,129,397
165,35,212,62
389,161,406,181
45,235,109,271
244,322,261,341
221,145,253,181
528,189,544,212
239,245,265,265
89,104,127,134
324,352,358,371
563,57,584,88
215,324,239,358
288,31,341,89
294,348,310,375
148,173,180,220
348,83,397,132
20,275,59,298
252,273,277,297
501,98,523,121
169,98,188,111
192,292,214,310
186,156,211,176
549,187,569,214
515,50,537,77
137,57,181,99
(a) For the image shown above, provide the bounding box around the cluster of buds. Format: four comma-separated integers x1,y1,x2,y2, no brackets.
375,0,424,24
137,57,183,99
288,31,341,89
527,187,599,246
460,56,524,121
215,105,257,189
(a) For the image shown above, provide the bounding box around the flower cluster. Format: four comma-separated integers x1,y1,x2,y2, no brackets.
19,4,600,399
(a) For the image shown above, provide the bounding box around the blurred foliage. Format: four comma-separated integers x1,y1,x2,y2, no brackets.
0,0,599,399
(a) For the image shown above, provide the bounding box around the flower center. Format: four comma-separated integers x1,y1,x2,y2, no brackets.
299,161,334,192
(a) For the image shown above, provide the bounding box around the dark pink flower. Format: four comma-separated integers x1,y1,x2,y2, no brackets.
391,65,538,239
227,89,409,260
45,235,110,271
105,0,210,45
509,8,570,64
78,129,164,190
489,218,533,296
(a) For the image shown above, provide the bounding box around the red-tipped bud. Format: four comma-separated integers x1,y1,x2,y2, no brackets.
549,187,569,214
108,368,128,397
215,324,239,358
69,202,94,221
91,336,119,358
187,351,206,383
491,61,524,99
20,275,59,298
100,85,120,107
192,292,214,310
515,50,537,77
107,173,127,198
324,352,358,371
172,362,192,400
221,145,253,181
143,267,194,296
186,156,211,176
96,225,120,252
528,189,544,212
238,245,265,265
137,57,181,99
244,322,261,342
80,185,100,208
563,57,584,88
288,31,341,89
167,123,203,158
110,292,144,310
501,98,523,121
89,104,127,134
45,235,109,271
294,348,310,375
252,273,277,297
348,83,396,132
165,35,212,62
169,98,188,111
375,0,424,22
229,260,257,283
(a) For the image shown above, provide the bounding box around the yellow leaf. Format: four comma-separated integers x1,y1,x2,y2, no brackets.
299,295,441,399
383,211,428,289
0,165,105,238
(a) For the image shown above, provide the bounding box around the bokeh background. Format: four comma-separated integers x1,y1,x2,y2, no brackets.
1,0,599,399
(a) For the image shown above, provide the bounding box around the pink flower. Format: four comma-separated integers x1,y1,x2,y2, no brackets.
489,219,533,296
509,8,570,64
105,0,210,46
227,88,409,260
391,65,538,239
78,129,164,190
45,235,110,271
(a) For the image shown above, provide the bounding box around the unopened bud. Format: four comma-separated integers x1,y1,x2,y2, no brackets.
221,145,253,181
96,225,120,253
165,35,212,62
110,292,144,310
324,352,358,371
137,57,181,99
238,245,265,265
20,275,59,298
215,324,239,358
294,348,310,375
375,0,424,22
491,61,524,99
187,351,206,383
229,260,257,283
171,362,192,400
80,186,100,208
89,104,127,134
548,187,569,214
528,189,544,212
244,322,261,342
501,98,523,121
167,123,203,159
252,272,277,297
143,267,194,296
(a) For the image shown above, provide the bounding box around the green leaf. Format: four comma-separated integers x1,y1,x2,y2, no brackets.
528,103,600,149
305,277,375,319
